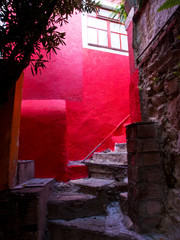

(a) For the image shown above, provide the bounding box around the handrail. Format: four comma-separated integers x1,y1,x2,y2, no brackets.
82,114,130,162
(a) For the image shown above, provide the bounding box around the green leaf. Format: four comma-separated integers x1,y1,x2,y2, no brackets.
157,0,180,12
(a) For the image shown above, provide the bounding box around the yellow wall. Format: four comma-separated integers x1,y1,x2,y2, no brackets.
0,73,24,190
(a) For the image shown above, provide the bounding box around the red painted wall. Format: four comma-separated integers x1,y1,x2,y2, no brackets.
126,22,141,122
19,100,68,181
19,12,131,181
23,14,83,101
66,48,130,161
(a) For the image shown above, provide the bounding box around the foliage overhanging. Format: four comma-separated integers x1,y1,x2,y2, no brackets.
0,0,96,77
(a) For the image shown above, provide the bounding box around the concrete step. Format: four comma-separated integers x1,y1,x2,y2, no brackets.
69,178,127,200
93,152,127,164
17,160,35,185
114,143,127,152
48,216,138,240
48,215,167,240
48,191,106,220
70,178,114,195
85,161,127,182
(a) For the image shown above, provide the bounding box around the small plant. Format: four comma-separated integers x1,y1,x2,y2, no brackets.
110,0,127,23
138,85,143,91
157,0,180,12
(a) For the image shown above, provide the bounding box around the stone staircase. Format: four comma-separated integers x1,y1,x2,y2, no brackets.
47,141,168,240
85,143,127,181
47,143,147,240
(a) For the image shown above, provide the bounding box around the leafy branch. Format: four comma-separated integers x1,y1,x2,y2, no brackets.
157,0,180,12
0,0,97,80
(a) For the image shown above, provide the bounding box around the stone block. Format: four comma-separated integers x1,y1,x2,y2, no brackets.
17,160,35,185
114,143,127,152
93,152,127,164
136,124,160,138
145,167,163,182
0,178,54,240
126,122,160,140
136,139,160,152
146,200,163,215
87,162,127,182
127,138,160,153
139,216,162,233
135,152,161,166
146,184,164,198
48,192,105,220
127,140,137,153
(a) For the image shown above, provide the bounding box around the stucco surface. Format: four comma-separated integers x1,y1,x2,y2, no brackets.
19,13,131,180
23,14,83,101
19,100,68,181
66,48,130,161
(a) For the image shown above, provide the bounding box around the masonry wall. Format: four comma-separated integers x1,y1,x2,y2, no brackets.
128,0,180,237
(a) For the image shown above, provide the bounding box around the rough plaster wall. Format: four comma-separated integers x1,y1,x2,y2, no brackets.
66,48,130,161
134,3,180,237
23,13,83,101
19,100,68,181
133,0,178,60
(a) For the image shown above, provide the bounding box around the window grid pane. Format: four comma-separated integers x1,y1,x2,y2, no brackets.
98,30,108,47
86,9,128,52
110,33,120,49
87,28,98,44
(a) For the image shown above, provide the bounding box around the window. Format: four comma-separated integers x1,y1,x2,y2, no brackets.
86,7,128,52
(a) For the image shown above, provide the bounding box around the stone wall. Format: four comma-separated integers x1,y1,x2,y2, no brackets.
133,0,178,61
131,1,180,238
126,122,166,233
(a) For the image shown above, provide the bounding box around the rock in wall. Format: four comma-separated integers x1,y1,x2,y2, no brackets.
131,1,180,237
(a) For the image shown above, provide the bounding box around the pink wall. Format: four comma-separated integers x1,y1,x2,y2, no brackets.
66,48,130,161
23,14,83,101
19,12,131,181
19,100,68,181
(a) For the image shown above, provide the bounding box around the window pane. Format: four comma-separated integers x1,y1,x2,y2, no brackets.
98,30,108,46
87,17,107,30
111,33,120,49
121,35,128,50
87,28,98,44
98,9,111,18
110,22,126,34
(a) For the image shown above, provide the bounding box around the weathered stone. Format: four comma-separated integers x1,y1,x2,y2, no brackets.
17,160,35,185
146,200,164,215
86,161,127,182
0,178,54,240
93,152,127,164
114,143,127,152
119,192,128,215
48,191,105,220
70,178,115,195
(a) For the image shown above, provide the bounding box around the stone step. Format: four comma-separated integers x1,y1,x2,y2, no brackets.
93,152,127,164
70,178,115,195
48,191,106,220
85,161,127,182
17,160,35,185
48,215,141,240
114,143,127,152
69,178,127,200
